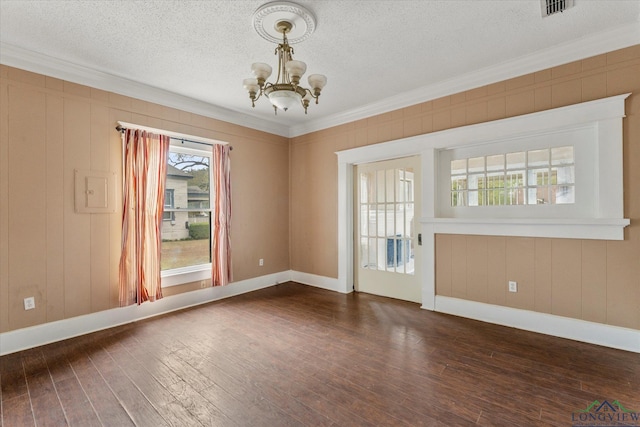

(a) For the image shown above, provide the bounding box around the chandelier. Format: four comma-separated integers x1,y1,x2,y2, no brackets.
243,2,327,114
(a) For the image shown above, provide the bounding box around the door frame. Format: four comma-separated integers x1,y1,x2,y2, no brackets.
336,135,437,310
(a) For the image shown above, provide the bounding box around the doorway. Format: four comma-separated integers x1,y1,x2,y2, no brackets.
355,156,421,303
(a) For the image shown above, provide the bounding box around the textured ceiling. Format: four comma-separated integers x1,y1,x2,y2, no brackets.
1,1,639,136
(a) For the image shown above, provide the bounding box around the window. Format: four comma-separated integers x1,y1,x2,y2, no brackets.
358,165,416,275
437,124,596,221
163,189,175,221
450,146,575,207
161,140,212,278
117,120,231,289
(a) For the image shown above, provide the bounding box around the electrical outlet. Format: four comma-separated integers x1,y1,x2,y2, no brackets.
24,297,35,310
508,281,518,293
259,258,264,266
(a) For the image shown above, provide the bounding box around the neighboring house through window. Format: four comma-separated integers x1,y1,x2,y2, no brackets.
163,188,175,221
161,140,213,285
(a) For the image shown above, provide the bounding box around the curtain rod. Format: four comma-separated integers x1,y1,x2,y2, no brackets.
115,124,232,150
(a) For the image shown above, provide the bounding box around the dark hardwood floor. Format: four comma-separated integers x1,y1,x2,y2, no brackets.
1,282,638,426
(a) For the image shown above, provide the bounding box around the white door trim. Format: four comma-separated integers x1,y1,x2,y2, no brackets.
336,134,428,297
336,94,630,311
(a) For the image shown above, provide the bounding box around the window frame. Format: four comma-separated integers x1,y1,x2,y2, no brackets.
161,139,214,288
163,189,175,221
437,126,594,220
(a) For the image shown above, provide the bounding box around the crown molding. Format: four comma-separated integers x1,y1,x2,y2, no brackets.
0,42,290,137
289,21,640,137
2,20,638,139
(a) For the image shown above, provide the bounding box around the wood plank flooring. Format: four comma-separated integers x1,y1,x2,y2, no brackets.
1,282,638,426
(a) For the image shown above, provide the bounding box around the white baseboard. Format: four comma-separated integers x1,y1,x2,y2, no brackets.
7,274,633,355
290,271,348,293
0,271,291,356
434,296,640,353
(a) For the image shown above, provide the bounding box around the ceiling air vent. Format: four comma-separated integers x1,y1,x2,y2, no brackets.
541,0,574,17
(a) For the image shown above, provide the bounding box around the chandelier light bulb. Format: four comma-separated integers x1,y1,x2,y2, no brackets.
308,74,327,90
285,60,307,85
251,62,272,84
243,78,259,93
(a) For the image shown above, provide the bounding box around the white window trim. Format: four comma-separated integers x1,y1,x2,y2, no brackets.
162,140,213,288
161,264,212,288
440,134,584,216
118,121,229,289
336,94,631,307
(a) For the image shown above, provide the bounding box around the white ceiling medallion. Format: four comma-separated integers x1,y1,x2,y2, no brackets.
252,1,317,44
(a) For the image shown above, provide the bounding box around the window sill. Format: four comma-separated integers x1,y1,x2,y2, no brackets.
420,217,630,240
161,264,211,288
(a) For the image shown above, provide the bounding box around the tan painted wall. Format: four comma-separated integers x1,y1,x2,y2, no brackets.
290,45,640,330
0,65,289,333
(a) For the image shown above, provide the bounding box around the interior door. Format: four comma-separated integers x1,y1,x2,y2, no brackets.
355,156,421,303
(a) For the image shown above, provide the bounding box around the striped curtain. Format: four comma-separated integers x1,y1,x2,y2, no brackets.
212,144,232,286
118,129,170,306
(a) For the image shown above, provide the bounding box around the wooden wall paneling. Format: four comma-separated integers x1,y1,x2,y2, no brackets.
551,78,582,108
550,239,582,319
486,97,506,121
505,74,535,91
434,234,452,297
505,89,535,117
582,54,607,72
465,236,488,303
450,105,466,128
450,235,467,298
533,238,552,314
432,110,451,132
288,142,306,273
505,237,535,311
534,86,552,111
63,81,90,99
109,109,129,308
606,45,640,65
45,94,65,322
486,236,507,306
129,112,162,130
62,98,92,318
89,103,111,312
421,113,433,134
606,63,640,96
581,240,607,324
402,116,422,138
581,72,607,102
232,137,290,280
0,77,9,332
605,227,640,329
465,101,488,126
8,85,48,330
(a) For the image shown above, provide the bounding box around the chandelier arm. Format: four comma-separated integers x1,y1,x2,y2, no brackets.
253,89,264,103
303,87,321,104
